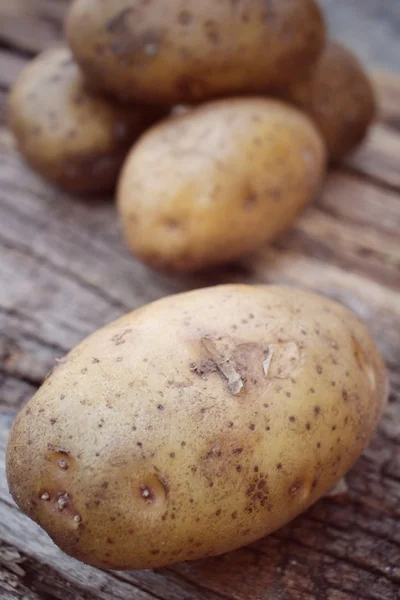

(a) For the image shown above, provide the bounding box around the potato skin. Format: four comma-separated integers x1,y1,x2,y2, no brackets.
8,47,162,193
117,98,326,272
66,0,325,104
280,42,376,160
6,285,387,571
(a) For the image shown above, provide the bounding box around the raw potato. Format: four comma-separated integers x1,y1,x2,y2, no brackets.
8,47,162,193
118,98,326,272
280,42,376,160
66,0,325,104
6,285,387,571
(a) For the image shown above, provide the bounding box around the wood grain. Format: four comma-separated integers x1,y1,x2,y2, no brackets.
0,2,399,599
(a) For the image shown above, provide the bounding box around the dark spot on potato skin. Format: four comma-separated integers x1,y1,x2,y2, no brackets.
316,365,323,374
243,192,258,211
176,76,208,101
178,10,192,25
314,406,321,416
204,20,220,45
232,447,243,455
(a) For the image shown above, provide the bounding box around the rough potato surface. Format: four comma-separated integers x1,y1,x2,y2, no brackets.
8,47,161,192
6,285,387,570
66,0,325,104
280,42,376,160
118,98,326,271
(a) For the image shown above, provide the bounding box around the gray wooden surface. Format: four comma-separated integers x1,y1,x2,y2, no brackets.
321,0,400,73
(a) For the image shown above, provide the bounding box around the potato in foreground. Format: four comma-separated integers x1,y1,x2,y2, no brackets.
7,285,387,571
66,0,325,104
280,42,376,160
8,47,162,193
118,98,326,271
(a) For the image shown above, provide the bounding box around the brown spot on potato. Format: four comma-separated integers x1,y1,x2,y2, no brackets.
178,10,192,25
111,329,132,346
316,365,323,374
177,76,208,101
204,20,220,45
243,192,258,211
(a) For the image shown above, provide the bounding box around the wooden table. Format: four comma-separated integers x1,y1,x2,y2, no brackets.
0,2,399,599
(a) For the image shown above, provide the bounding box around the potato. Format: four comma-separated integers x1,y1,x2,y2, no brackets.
117,98,326,272
280,42,376,160
8,47,162,193
6,284,387,571
66,0,325,105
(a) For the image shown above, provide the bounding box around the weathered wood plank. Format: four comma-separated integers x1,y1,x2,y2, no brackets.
373,71,400,129
346,124,400,189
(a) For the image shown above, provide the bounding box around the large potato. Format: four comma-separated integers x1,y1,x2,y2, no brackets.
118,98,326,271
7,285,387,570
66,0,325,104
8,47,162,193
280,42,376,160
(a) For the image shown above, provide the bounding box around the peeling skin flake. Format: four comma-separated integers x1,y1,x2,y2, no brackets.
263,347,274,377
201,336,244,395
